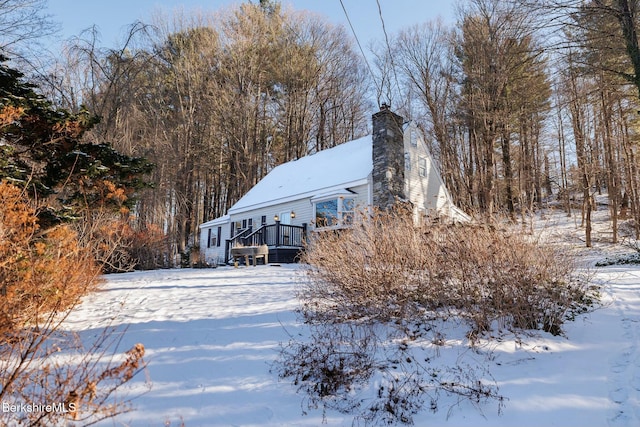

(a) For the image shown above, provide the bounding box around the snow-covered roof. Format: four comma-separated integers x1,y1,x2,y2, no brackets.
199,214,230,229
228,135,372,214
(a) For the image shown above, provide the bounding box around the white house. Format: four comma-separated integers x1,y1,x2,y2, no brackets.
199,106,469,265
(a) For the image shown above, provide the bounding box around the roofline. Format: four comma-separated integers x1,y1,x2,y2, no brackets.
199,214,230,229
227,177,370,215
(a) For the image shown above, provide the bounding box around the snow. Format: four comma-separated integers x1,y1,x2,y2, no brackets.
200,214,230,229
61,208,640,427
228,136,372,214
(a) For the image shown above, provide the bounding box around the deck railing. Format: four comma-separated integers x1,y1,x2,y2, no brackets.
225,222,307,263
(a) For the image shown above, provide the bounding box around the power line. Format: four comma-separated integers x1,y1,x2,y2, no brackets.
338,0,382,104
376,0,401,107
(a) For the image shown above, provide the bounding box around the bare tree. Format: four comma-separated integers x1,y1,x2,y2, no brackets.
0,0,56,59
60,3,370,265
452,0,551,216
392,21,469,209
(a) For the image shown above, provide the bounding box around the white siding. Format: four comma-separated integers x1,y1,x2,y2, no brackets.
231,183,371,232
199,217,230,265
403,123,457,222
349,183,371,220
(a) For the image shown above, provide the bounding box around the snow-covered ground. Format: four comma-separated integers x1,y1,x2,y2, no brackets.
62,208,640,427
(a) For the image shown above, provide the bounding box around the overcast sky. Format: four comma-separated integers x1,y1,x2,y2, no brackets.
46,0,456,48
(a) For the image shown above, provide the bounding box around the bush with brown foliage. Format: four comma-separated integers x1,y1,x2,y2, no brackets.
300,205,593,336
0,182,100,327
277,206,596,425
73,211,169,273
72,180,169,273
0,181,146,426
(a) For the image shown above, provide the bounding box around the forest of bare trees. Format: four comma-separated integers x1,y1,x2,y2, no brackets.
6,0,640,263
38,2,371,264
4,1,640,423
378,0,640,247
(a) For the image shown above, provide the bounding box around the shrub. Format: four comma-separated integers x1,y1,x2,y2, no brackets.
0,181,146,425
73,210,137,274
127,222,169,270
300,205,591,336
74,212,170,273
277,206,595,425
72,181,169,273
276,316,505,426
0,182,100,328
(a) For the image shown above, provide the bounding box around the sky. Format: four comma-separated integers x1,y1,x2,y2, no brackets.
45,0,457,49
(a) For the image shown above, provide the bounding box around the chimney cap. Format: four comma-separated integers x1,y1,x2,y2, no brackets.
379,102,391,111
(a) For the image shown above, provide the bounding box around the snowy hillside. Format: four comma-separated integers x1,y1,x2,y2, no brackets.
62,209,640,427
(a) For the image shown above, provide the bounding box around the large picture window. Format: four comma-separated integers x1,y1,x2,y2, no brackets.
315,199,338,227
314,196,355,228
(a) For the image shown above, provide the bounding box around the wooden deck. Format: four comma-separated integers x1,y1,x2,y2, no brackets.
225,222,307,264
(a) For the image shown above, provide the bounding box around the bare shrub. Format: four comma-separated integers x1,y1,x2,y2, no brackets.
0,181,146,425
300,205,592,336
278,205,594,425
73,210,137,274
72,181,169,273
276,317,503,426
73,212,169,273
127,222,169,270
0,182,100,324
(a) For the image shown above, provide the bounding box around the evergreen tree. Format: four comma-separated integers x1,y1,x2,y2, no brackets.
0,54,152,227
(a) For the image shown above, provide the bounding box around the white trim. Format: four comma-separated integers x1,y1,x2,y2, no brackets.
312,194,357,229
310,190,356,203
367,173,373,215
228,178,368,215
199,214,230,229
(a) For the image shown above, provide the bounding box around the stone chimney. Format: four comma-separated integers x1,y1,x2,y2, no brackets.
372,104,405,209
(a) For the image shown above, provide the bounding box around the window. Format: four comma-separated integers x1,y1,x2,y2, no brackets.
314,196,355,228
405,152,411,170
261,215,267,225
208,226,222,248
419,157,427,177
410,128,418,147
315,199,338,227
342,197,355,225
